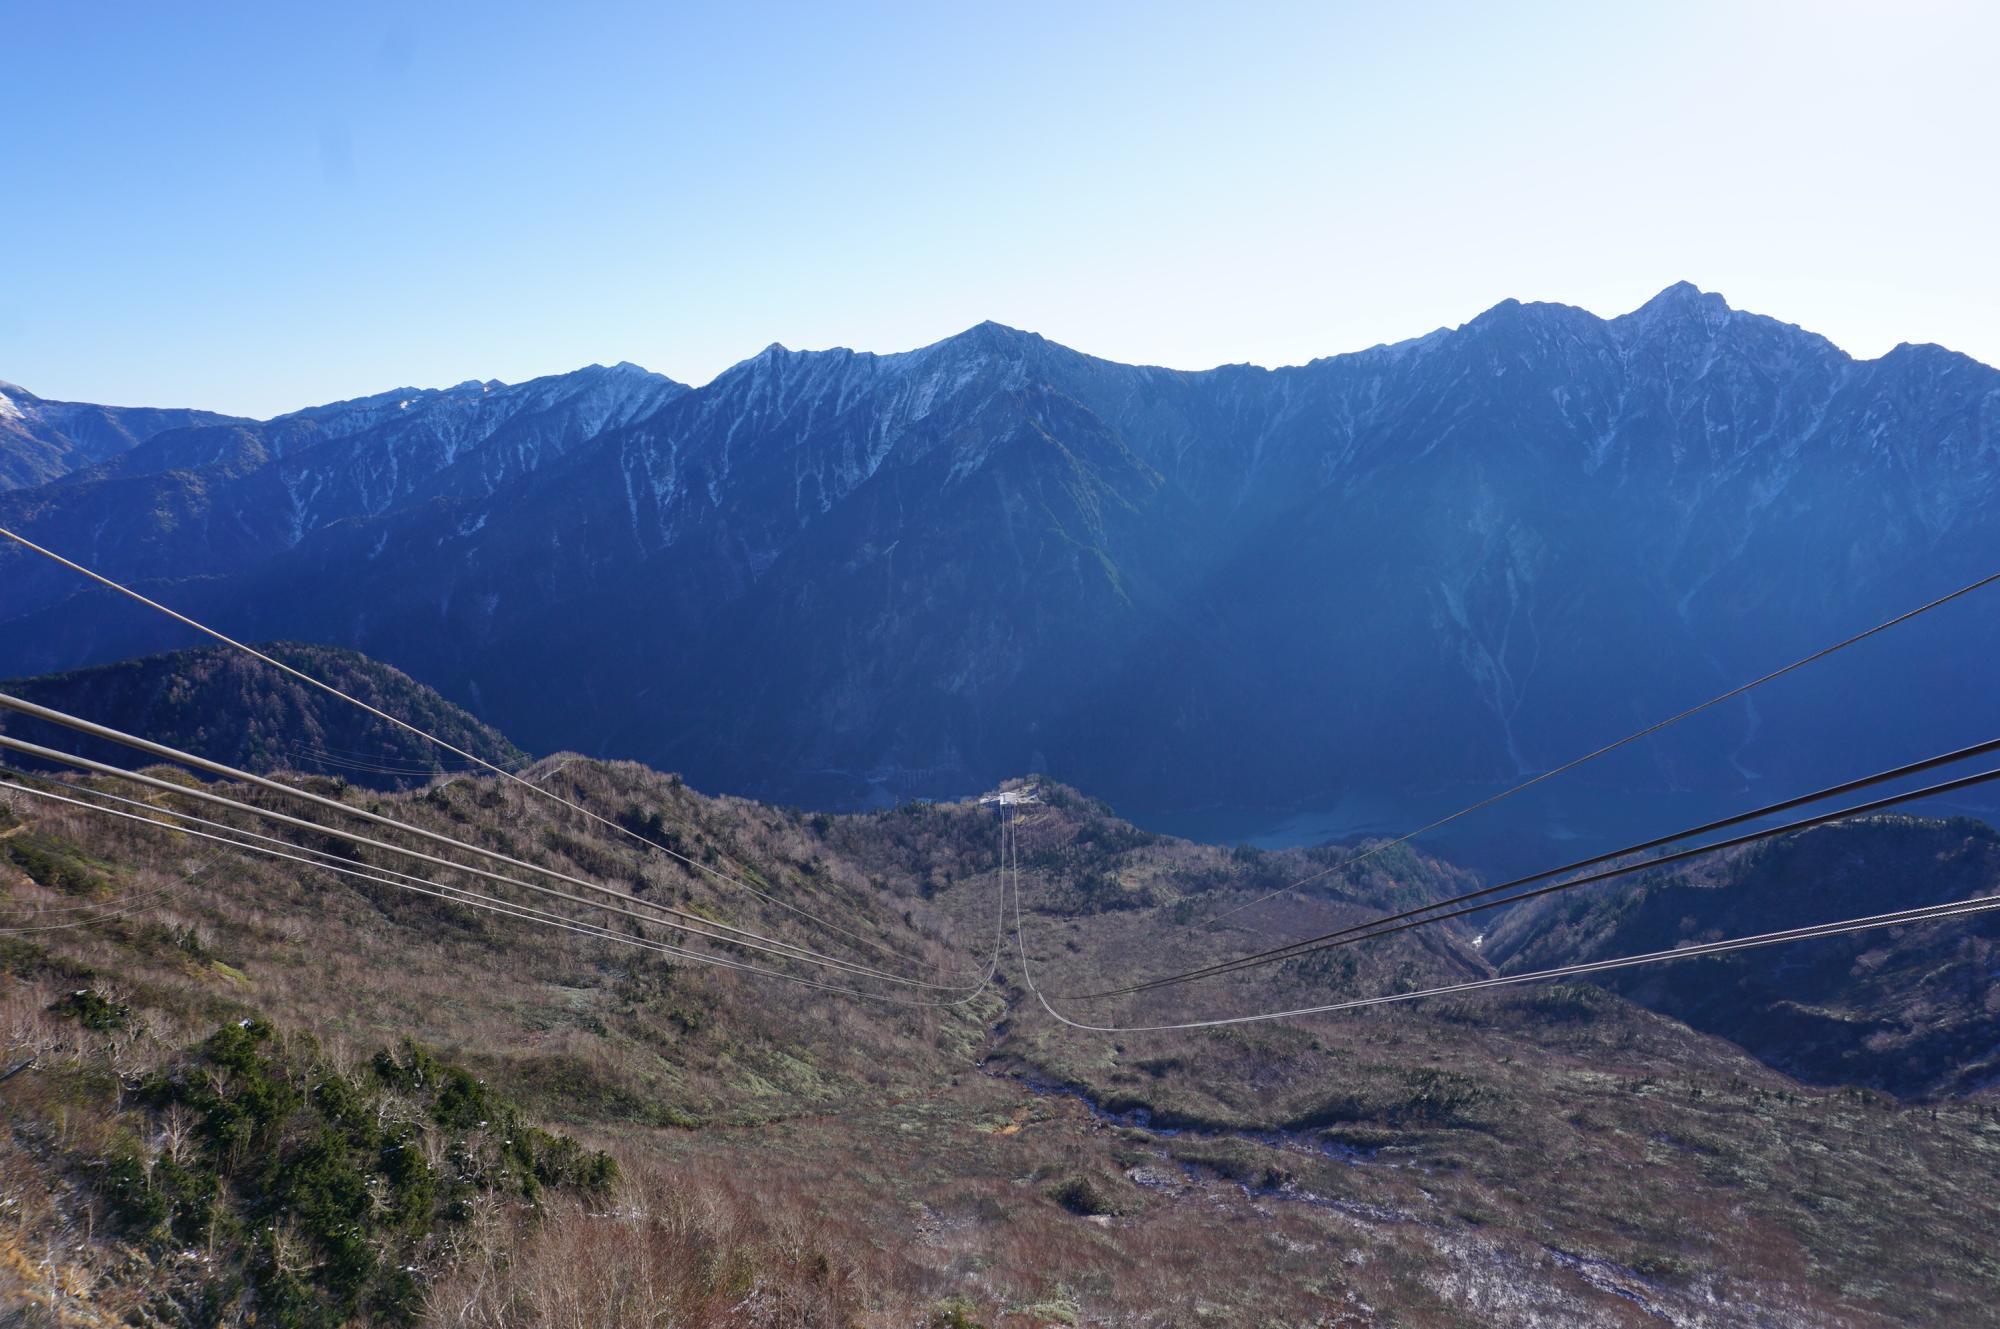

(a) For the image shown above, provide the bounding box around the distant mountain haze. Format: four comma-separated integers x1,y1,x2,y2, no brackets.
3,285,1996,868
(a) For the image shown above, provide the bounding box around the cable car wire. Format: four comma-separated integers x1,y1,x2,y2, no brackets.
0,524,916,963
1194,565,2000,931
1067,736,2000,998
0,691,933,980
1002,801,2000,1033
0,726,951,987
0,770,1010,1008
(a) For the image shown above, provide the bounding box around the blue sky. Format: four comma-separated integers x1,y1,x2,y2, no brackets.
4,1,1994,417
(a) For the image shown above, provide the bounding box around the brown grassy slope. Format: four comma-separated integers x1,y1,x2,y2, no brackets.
0,758,1007,1124
969,797,2000,1327
1481,815,2000,1095
2,767,1999,1326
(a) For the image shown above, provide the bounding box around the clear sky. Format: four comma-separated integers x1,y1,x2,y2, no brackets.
3,1,1994,417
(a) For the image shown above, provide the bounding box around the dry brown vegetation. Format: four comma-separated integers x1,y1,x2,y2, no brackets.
4,762,1999,1326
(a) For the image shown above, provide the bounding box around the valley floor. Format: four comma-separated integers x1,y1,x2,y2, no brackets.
3,764,1998,1327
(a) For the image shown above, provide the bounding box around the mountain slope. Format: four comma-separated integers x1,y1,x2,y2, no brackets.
4,761,1999,1326
0,362,686,626
1483,815,2000,1096
0,380,245,491
3,288,1997,860
0,642,526,789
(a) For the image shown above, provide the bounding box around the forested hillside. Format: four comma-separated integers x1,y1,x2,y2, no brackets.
1,643,525,790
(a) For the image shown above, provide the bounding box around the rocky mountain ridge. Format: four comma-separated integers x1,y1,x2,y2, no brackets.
3,286,1995,859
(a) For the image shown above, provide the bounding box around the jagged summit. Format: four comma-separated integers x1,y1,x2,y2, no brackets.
1638,278,1722,309
1878,339,1984,369
11,286,1995,441
937,318,1043,349
1621,278,1734,327
4,279,1995,831
1457,283,1741,346
4,281,1997,839
269,362,681,426
1451,295,1609,351
721,322,1050,376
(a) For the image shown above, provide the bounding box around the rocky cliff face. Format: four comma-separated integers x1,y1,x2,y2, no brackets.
3,286,1996,835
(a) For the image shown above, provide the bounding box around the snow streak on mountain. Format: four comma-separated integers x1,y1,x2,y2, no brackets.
3,286,1996,848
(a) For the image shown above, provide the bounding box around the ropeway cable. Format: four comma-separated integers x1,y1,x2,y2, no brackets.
1194,565,2000,930
0,767,904,997
4,768,698,941
1002,802,2000,1033
0,715,918,983
2,765,1010,1003
283,747,491,780
0,770,1012,1009
0,767,735,955
290,737,499,769
0,525,913,965
0,736,909,983
1068,737,2000,998
0,771,916,1000
285,738,555,782
0,692,940,983
0,726,950,988
0,840,222,935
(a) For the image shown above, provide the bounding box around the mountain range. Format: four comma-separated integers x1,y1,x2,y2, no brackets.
4,284,1997,866
0,380,241,491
